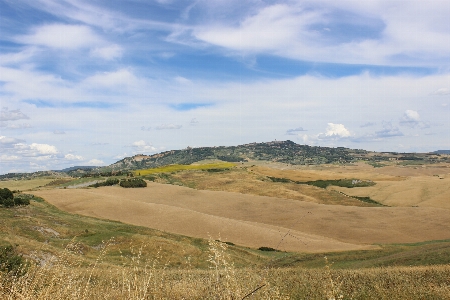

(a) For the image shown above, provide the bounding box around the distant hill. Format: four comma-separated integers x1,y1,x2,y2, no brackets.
433,150,450,154
56,166,99,173
2,141,448,179
105,140,370,171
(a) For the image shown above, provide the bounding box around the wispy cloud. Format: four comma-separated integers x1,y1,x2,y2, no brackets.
155,124,182,130
15,24,102,49
360,122,376,128
0,108,29,121
432,88,450,95
4,123,32,130
286,127,306,135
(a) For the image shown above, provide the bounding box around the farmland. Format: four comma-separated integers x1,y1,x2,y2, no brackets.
2,153,450,298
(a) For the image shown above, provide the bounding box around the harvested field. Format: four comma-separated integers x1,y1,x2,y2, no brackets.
32,182,450,252
330,175,450,209
169,168,379,206
0,178,56,191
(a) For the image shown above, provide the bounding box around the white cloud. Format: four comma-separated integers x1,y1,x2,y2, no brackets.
0,136,25,146
90,44,123,60
190,118,199,125
16,24,102,49
82,69,140,90
4,123,32,129
319,123,351,139
0,154,19,161
185,1,450,66
399,110,429,128
114,152,129,159
194,4,316,53
155,124,182,130
88,159,104,165
0,108,29,121
64,154,84,161
433,88,450,95
30,143,58,155
131,140,158,153
175,76,192,84
53,130,66,134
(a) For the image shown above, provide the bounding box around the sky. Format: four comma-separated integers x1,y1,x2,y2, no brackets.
1,0,450,174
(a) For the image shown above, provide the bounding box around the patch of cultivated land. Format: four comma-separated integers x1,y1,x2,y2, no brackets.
33,168,450,253
168,168,378,206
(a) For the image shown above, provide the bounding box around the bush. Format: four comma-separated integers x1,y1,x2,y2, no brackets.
89,178,120,188
0,245,28,276
0,189,31,207
258,246,279,252
13,196,30,206
0,188,14,206
120,178,147,188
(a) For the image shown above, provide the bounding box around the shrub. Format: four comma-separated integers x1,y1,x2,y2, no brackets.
258,247,279,252
13,196,30,206
0,245,28,276
120,178,147,188
90,178,120,188
1,189,31,207
0,188,14,206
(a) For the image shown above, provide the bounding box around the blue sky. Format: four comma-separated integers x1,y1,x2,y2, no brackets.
1,0,450,173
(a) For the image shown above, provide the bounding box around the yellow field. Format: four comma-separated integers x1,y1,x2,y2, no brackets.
0,178,57,191
133,162,235,175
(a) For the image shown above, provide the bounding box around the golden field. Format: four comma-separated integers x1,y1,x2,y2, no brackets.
2,160,450,299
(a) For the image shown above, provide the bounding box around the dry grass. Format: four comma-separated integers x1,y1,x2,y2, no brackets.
170,168,377,206
330,175,450,209
1,239,449,299
0,239,288,300
0,178,57,191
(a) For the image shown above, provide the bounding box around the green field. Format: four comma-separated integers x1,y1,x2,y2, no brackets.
133,162,236,176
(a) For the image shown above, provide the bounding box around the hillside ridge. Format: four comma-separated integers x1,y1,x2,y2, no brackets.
1,140,448,179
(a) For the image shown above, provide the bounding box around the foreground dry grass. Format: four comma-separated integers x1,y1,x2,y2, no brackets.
1,240,449,299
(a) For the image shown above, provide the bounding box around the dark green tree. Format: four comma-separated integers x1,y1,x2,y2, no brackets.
0,188,14,207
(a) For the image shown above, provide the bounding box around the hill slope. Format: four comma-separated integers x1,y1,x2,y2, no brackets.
106,140,367,171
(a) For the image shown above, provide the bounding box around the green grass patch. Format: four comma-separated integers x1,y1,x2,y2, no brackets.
267,176,376,189
367,162,387,168
134,162,236,176
268,239,450,269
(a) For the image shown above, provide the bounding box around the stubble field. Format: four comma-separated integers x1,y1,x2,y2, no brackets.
32,162,450,253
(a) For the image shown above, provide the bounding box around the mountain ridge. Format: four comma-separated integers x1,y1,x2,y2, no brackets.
1,140,448,179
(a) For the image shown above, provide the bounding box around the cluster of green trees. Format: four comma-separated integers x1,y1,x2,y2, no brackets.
0,188,30,207
89,178,120,188
119,178,147,188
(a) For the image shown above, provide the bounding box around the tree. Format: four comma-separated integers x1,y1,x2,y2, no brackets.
0,188,14,207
